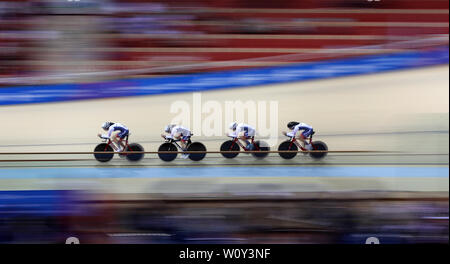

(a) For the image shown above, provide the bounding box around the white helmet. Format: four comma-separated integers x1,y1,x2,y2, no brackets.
102,122,113,130
164,124,175,133
229,122,237,130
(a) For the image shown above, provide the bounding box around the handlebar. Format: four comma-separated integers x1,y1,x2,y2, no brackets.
165,138,181,143
98,134,109,141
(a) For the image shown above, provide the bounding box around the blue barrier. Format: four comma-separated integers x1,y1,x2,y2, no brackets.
0,190,82,217
0,46,448,106
0,166,448,179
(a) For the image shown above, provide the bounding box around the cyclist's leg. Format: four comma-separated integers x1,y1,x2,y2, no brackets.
245,130,256,150
110,131,121,151
238,131,250,148
180,135,191,159
300,129,313,150
117,130,129,151
180,135,191,149
297,133,307,148
295,134,309,155
172,132,185,149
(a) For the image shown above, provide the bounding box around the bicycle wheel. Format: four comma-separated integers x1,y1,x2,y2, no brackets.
158,143,177,162
251,140,270,159
125,143,145,162
220,140,240,159
94,143,114,162
187,142,207,161
278,140,298,159
309,141,328,159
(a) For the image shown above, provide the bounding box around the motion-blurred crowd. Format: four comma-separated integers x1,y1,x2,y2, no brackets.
0,190,448,244
1,0,448,84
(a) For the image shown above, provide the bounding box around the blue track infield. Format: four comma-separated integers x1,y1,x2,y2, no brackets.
0,166,447,179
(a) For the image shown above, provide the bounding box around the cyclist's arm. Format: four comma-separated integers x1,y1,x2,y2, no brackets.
228,131,237,137
236,126,244,135
171,130,182,140
287,126,299,137
101,126,115,139
227,126,239,137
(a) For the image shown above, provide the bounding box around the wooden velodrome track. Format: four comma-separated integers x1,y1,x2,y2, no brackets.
0,66,448,193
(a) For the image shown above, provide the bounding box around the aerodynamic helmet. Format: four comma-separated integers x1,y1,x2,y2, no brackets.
287,121,300,129
102,122,113,130
164,124,176,133
229,122,238,130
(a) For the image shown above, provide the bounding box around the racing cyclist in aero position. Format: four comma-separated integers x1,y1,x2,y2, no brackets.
162,124,192,159
98,122,129,152
229,122,256,151
283,121,314,151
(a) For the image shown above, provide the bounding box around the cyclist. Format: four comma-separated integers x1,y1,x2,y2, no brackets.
283,121,313,151
228,122,256,150
98,122,129,152
162,124,191,159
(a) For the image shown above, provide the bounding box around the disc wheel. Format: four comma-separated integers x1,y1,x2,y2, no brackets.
94,143,114,162
187,142,207,161
220,140,240,159
158,143,177,162
309,141,328,159
125,143,145,162
278,140,298,159
251,140,270,159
